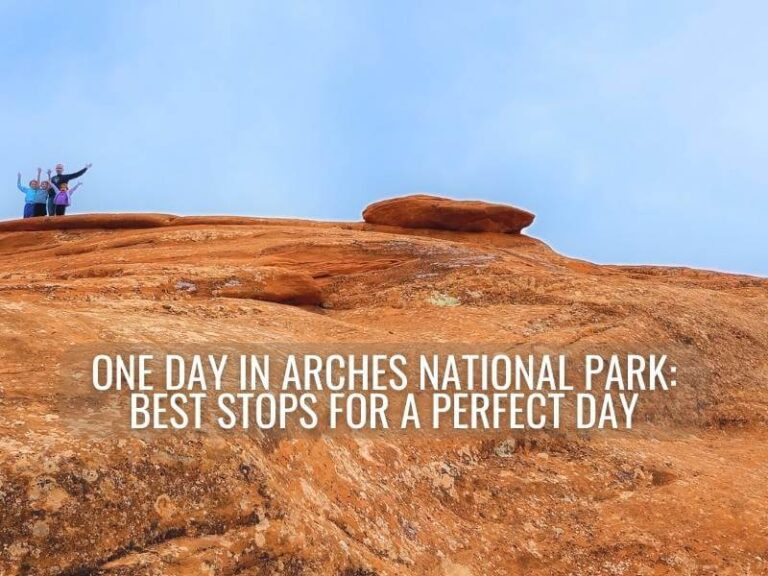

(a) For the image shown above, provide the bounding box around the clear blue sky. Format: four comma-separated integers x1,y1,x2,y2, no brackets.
2,1,766,275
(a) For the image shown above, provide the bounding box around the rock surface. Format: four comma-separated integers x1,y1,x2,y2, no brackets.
171,266,322,305
362,194,535,233
0,213,766,575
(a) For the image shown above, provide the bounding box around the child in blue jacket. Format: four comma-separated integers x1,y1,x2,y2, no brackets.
17,169,47,218
38,180,51,215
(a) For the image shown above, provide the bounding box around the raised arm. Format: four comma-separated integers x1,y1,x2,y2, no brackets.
36,167,42,182
64,163,91,180
17,172,23,192
70,182,82,194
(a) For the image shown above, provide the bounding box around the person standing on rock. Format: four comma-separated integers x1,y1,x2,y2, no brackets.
47,169,82,216
17,168,45,218
48,162,91,216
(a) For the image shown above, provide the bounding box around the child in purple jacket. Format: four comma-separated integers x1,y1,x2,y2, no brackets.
48,169,82,216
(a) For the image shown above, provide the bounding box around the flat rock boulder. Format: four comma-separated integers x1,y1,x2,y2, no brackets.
362,194,535,234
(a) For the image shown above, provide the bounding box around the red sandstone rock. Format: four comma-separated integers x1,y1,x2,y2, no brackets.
0,210,766,575
362,194,535,233
215,267,323,305
0,213,177,231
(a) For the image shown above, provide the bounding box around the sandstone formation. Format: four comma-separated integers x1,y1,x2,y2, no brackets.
0,211,766,575
362,194,535,233
172,266,322,305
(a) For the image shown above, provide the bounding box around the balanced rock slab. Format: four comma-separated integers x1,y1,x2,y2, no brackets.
362,194,535,234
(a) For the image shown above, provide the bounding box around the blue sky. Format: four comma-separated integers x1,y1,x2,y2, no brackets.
2,1,766,276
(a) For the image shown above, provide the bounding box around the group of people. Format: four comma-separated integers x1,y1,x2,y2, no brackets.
17,163,92,218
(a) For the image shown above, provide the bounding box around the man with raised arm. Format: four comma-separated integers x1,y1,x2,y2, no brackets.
48,162,92,216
